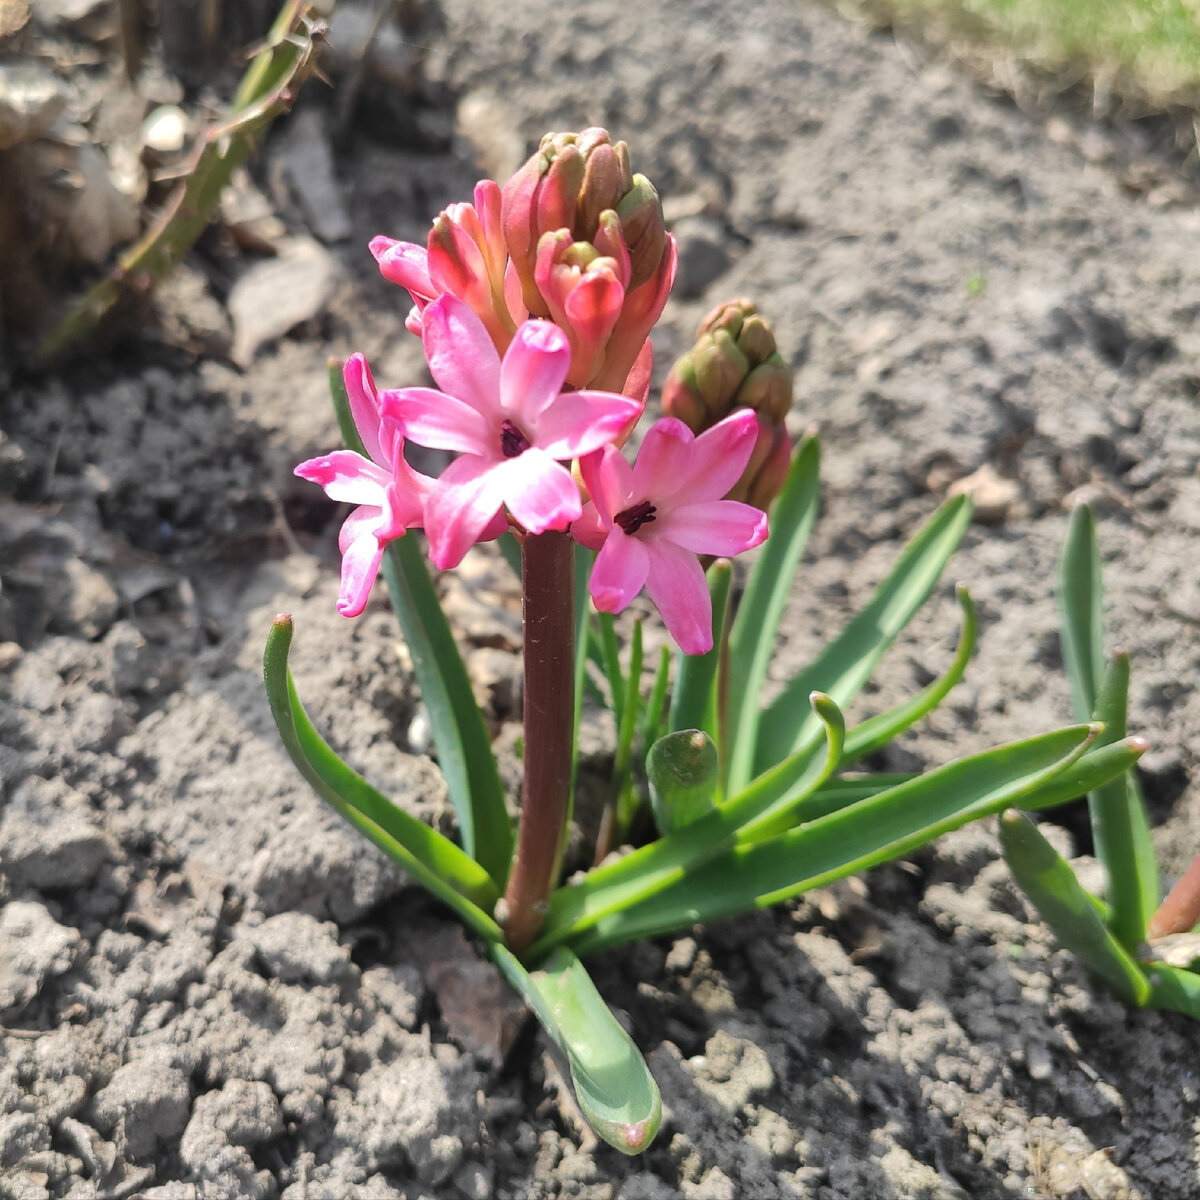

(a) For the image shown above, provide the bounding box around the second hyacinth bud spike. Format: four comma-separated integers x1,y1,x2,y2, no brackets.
661,299,796,509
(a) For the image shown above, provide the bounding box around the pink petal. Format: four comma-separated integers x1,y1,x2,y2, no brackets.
579,444,636,528
378,474,431,540
503,261,527,324
336,507,388,617
635,411,758,505
295,451,391,507
621,339,654,406
589,529,649,613
427,213,488,299
643,537,712,655
343,354,384,464
497,448,582,533
381,386,494,456
500,320,572,427
370,236,434,300
656,500,769,557
571,501,608,551
535,390,642,458
422,455,506,570
421,295,502,413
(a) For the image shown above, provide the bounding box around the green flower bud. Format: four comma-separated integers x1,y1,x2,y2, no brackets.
662,298,797,512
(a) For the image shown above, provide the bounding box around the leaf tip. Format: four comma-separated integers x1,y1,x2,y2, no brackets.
617,1120,656,1154
1127,735,1149,755
273,612,294,629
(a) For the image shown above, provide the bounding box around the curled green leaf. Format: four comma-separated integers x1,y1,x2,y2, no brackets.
647,729,720,835
492,945,662,1154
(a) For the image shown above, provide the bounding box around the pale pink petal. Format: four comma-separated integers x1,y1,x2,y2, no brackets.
499,320,571,427
635,411,758,504
343,354,384,464
295,451,391,507
535,390,642,458
497,448,581,533
422,455,507,570
571,501,608,551
380,387,494,456
370,236,434,301
421,295,501,412
579,444,636,528
643,537,712,655
336,507,388,617
629,418,695,499
589,529,649,613
655,500,769,557
378,475,431,540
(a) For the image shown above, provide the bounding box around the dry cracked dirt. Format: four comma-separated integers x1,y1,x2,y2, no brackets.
2,0,1200,1197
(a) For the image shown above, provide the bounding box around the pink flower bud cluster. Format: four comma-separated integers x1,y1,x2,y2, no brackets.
296,130,783,654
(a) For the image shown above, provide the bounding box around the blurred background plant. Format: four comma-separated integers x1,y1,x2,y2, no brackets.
840,0,1200,109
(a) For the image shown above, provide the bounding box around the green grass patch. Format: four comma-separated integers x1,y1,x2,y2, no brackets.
844,0,1200,109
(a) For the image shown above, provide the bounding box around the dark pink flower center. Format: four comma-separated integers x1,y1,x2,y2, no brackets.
500,419,531,458
615,500,657,535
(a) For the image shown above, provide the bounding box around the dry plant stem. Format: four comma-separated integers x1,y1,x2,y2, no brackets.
36,0,324,363
1148,850,1200,940
503,530,576,954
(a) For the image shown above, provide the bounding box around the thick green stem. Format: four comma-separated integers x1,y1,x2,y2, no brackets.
503,530,576,953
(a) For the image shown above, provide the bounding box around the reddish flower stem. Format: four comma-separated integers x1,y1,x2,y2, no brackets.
502,529,575,953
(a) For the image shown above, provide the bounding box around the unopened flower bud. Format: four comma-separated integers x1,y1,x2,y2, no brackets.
733,416,792,511
616,176,667,292
503,127,664,321
662,298,796,511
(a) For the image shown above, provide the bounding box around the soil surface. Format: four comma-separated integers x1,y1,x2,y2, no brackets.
3,1,1200,1197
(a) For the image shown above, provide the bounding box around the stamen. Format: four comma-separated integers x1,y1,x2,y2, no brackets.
500,419,531,458
615,500,656,535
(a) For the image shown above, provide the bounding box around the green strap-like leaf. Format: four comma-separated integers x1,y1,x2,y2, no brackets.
1144,963,1200,1019
840,586,977,766
532,691,846,955
999,809,1151,1007
732,692,846,843
1058,503,1106,721
748,494,973,787
648,729,720,835
559,725,1128,957
491,945,662,1155
1088,652,1158,947
669,560,732,740
1056,505,1157,948
328,362,513,886
380,537,513,888
723,435,821,791
263,616,502,941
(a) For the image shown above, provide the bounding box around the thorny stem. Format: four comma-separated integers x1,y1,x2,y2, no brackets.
503,530,575,954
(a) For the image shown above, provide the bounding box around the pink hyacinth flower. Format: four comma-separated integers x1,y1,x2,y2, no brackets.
294,354,433,617
574,410,769,655
381,295,642,571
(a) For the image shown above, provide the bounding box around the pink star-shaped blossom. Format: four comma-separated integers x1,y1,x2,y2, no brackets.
381,295,642,570
574,411,770,654
294,354,433,617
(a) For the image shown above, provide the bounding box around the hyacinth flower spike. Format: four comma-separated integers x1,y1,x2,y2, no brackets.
575,410,769,655
294,354,433,617
382,295,642,570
